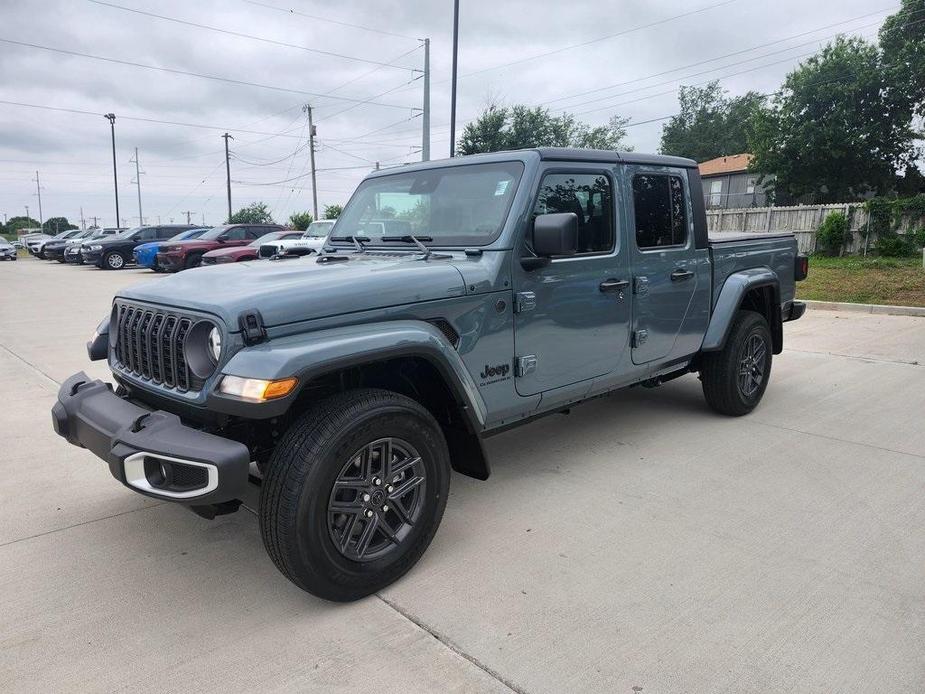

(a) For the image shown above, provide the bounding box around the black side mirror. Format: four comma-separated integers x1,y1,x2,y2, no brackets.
522,213,578,270
217,234,229,243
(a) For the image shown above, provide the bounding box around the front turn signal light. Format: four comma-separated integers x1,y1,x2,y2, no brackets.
219,375,298,402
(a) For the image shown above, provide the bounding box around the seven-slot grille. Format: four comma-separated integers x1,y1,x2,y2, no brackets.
113,303,195,392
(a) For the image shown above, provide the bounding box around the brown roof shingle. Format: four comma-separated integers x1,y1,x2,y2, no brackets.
699,153,753,177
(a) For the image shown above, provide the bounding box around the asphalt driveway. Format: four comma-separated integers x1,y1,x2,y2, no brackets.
1,258,923,693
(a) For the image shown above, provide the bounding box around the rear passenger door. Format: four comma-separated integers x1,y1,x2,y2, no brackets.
627,167,709,365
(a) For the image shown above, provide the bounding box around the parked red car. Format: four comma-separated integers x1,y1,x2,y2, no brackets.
156,223,285,271
200,230,305,266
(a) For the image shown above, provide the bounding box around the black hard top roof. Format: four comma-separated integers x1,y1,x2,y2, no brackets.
532,147,697,168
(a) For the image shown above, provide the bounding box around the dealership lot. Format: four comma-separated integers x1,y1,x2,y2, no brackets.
1,258,923,693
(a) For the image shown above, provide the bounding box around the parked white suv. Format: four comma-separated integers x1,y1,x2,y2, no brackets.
258,219,335,258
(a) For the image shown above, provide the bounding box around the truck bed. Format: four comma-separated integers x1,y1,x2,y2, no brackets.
708,231,799,308
708,231,795,244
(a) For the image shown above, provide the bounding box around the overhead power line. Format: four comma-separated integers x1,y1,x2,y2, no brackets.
244,0,418,41
539,4,902,108
0,37,413,109
86,0,418,69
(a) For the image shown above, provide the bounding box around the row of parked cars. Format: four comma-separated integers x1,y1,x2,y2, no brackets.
24,219,336,271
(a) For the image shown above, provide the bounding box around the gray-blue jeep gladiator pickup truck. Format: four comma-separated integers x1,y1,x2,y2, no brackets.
53,148,807,601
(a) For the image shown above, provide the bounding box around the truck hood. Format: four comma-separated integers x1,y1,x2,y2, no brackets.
117,252,467,329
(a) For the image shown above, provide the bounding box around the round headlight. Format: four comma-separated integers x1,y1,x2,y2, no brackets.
208,326,222,363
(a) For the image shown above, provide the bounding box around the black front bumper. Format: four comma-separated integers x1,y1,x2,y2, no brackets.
52,372,251,504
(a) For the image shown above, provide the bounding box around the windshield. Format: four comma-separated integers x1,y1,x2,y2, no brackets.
112,226,143,239
249,231,292,246
170,228,209,241
333,161,524,246
303,221,334,238
199,226,232,241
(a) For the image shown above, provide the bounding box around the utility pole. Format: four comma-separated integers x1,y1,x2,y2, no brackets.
157,215,161,225
422,37,430,161
130,147,144,224
2,212,7,226
201,212,205,226
303,104,318,219
91,215,99,227
32,171,43,225
80,206,86,229
25,204,29,222
105,114,120,229
181,210,194,225
222,132,233,221
450,0,459,157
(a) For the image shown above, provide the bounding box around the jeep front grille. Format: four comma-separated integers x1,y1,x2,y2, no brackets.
114,303,196,392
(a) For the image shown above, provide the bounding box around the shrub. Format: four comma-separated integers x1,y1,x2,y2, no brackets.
288,211,313,230
874,234,915,257
816,211,849,255
911,227,925,250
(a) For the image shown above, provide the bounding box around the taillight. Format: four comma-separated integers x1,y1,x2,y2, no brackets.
794,255,809,281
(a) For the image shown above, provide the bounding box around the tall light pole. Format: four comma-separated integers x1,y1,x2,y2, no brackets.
105,114,120,228
422,38,431,161
449,0,459,157
222,132,233,222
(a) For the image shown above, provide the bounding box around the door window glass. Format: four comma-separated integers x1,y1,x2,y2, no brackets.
632,174,687,249
136,228,156,241
533,173,614,254
225,227,247,241
156,227,176,239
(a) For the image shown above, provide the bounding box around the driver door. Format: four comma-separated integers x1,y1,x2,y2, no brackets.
512,165,632,397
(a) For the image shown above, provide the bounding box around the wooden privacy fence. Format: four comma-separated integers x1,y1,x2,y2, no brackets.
706,204,874,254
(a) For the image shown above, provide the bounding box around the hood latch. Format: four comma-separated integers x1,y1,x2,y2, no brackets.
238,310,268,345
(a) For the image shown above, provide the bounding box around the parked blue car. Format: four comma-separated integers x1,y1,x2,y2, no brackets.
133,228,210,271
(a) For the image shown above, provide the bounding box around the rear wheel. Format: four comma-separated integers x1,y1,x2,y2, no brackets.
700,310,772,416
102,251,125,270
260,388,450,601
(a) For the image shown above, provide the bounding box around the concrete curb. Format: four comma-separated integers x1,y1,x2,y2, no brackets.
804,299,925,318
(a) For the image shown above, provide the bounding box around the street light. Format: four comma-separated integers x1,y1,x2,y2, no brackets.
449,0,459,157
105,113,120,229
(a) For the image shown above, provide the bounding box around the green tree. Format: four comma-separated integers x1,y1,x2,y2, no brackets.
322,203,343,219
42,217,77,234
457,104,631,155
5,216,41,235
660,81,764,161
228,202,274,224
750,36,918,202
879,0,925,120
288,211,313,230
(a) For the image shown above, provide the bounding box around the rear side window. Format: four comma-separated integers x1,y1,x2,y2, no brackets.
632,174,687,249
533,172,614,254
136,228,156,241
225,227,247,241
156,227,176,239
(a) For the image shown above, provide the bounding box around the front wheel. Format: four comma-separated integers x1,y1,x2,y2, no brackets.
260,388,450,601
102,251,125,270
700,310,772,416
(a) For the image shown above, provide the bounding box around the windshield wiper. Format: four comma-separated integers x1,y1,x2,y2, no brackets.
381,235,433,257
330,235,370,252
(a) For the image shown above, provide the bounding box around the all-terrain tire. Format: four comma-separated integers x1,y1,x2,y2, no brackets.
700,310,772,416
259,388,451,601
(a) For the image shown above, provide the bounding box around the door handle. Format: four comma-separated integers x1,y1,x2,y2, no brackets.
599,278,630,293
670,269,694,282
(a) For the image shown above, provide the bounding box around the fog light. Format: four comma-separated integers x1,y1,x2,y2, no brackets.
218,375,298,402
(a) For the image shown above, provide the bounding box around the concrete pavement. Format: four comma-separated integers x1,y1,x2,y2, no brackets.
1,258,923,693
